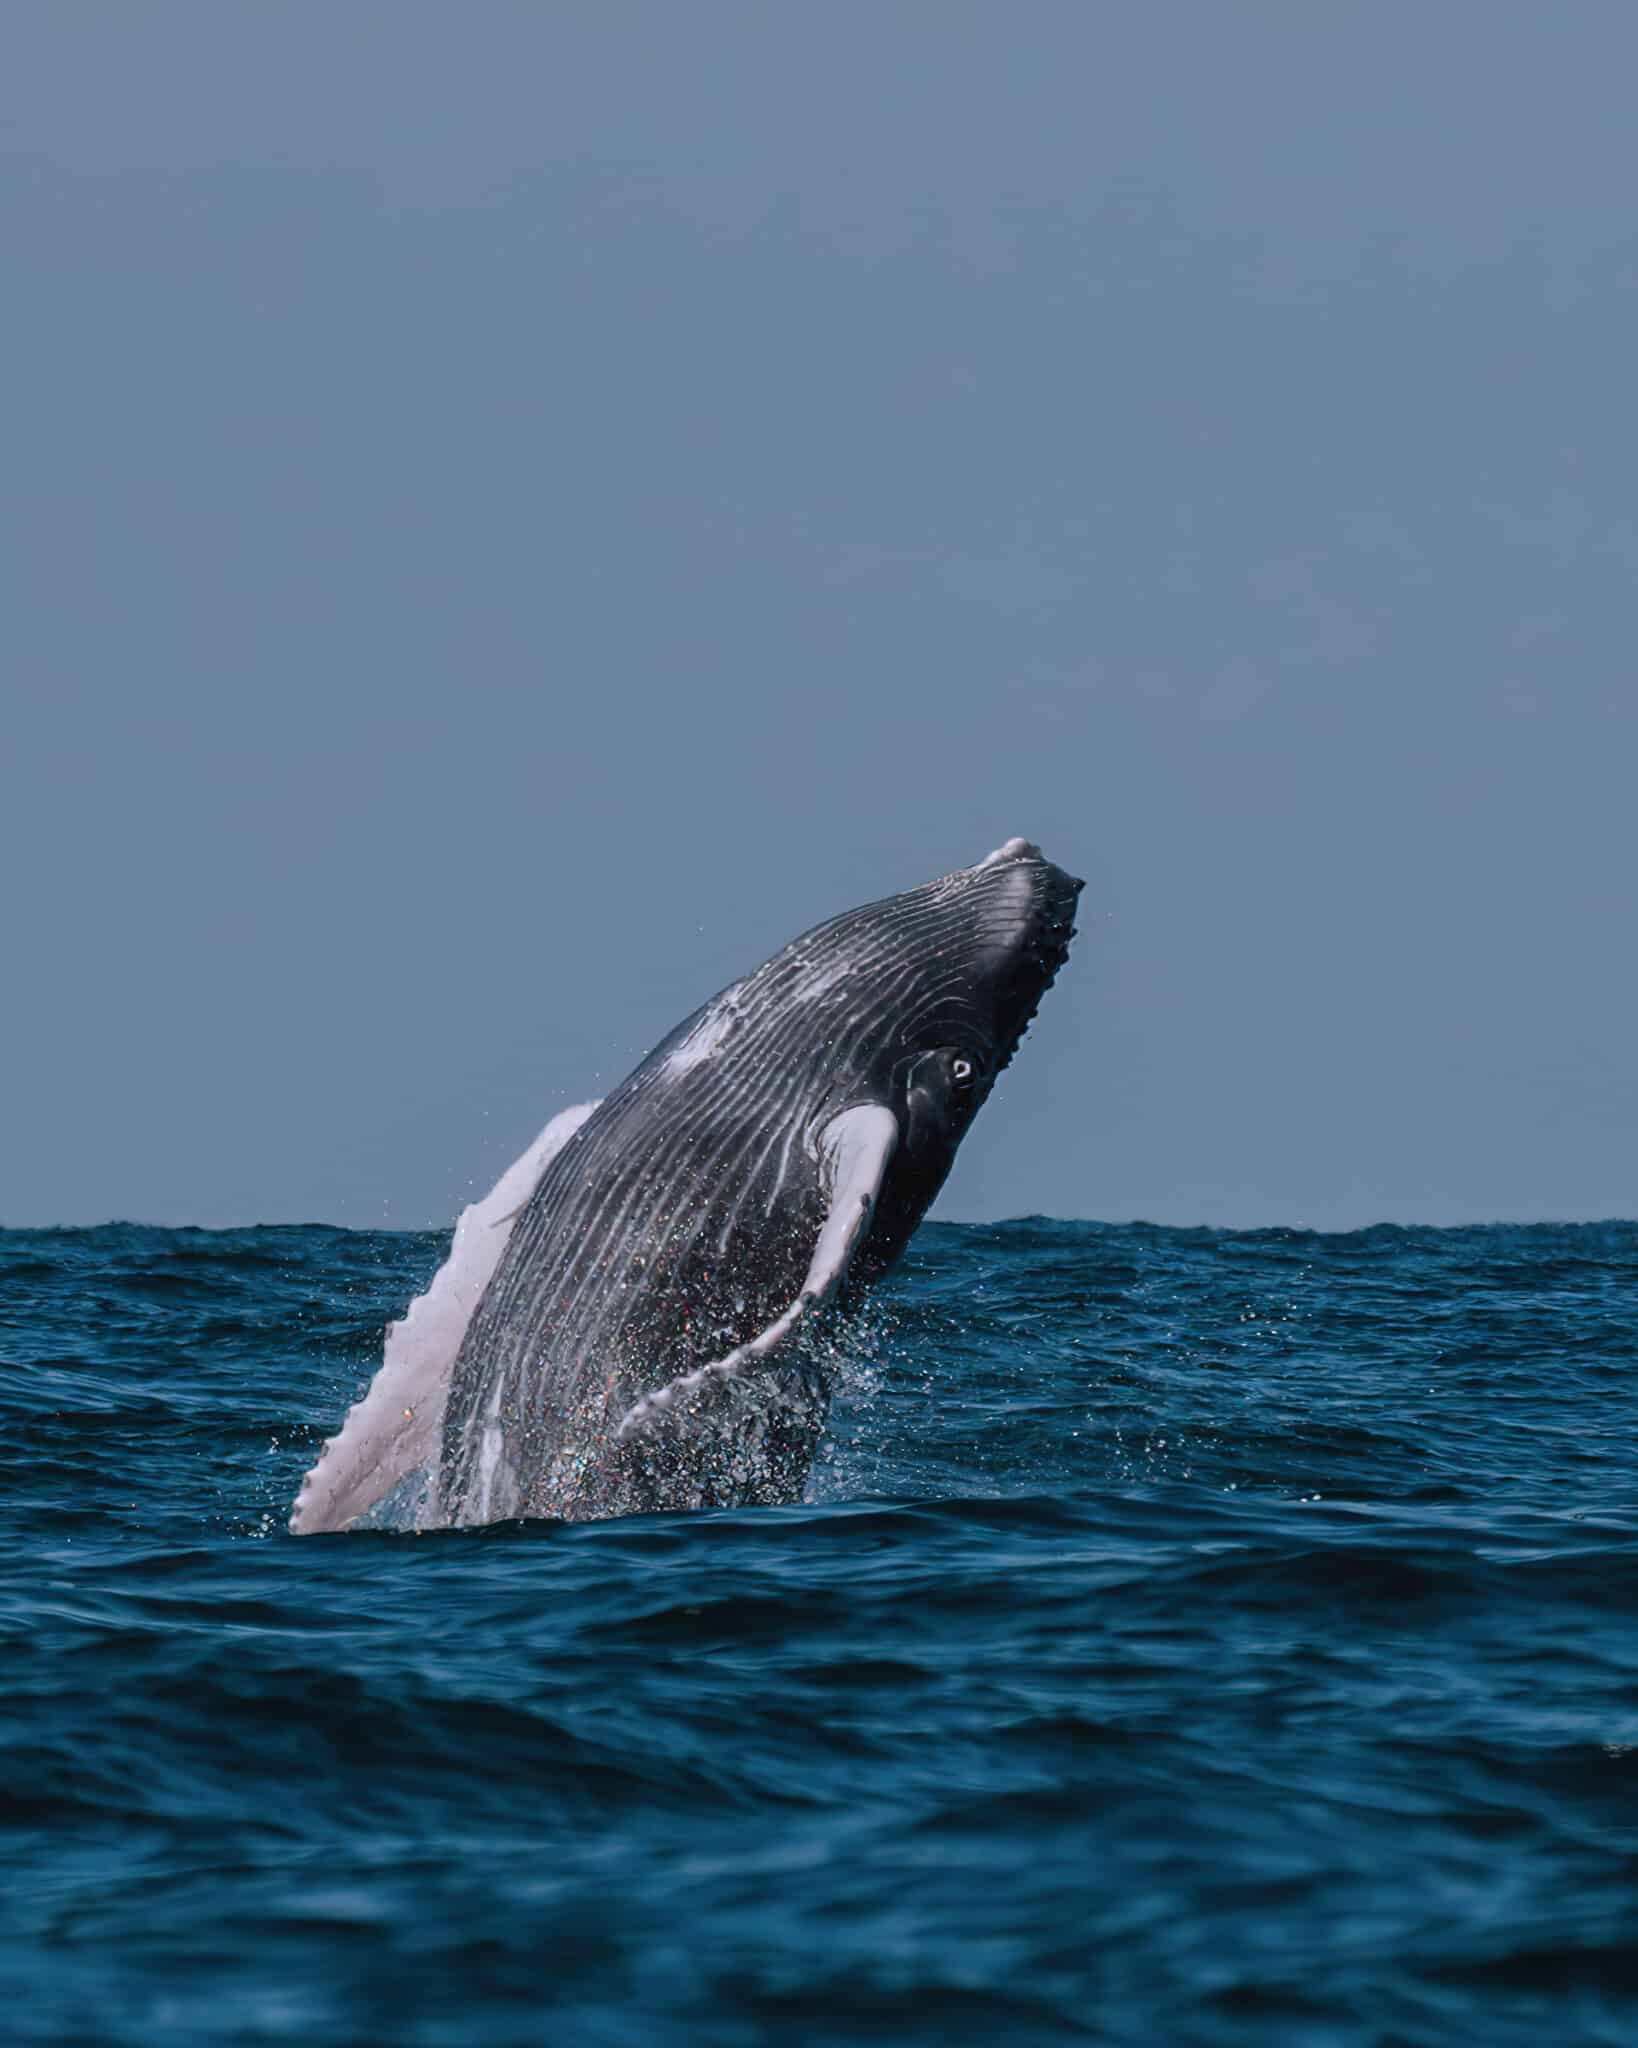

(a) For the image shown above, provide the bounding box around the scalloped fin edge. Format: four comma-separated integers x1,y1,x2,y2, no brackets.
288,1100,600,1534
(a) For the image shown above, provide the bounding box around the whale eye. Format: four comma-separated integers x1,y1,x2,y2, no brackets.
951,1057,975,1085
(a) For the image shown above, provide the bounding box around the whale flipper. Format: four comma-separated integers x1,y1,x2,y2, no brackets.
617,1103,899,1435
288,1100,600,1534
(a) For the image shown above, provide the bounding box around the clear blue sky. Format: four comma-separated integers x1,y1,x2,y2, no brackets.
4,4,1634,1230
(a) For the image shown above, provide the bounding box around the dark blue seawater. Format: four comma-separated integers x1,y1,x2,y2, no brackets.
4,1219,1637,2046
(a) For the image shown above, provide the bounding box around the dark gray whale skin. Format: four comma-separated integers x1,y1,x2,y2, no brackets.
435,839,1081,1526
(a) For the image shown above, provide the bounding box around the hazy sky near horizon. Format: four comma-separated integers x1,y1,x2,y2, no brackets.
4,4,1635,1231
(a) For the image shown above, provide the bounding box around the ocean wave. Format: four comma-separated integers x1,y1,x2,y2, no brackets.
4,1218,1637,2044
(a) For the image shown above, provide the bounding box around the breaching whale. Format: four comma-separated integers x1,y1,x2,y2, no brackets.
290,838,1081,1533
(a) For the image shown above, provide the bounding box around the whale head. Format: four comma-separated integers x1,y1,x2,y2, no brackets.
789,835,1083,1268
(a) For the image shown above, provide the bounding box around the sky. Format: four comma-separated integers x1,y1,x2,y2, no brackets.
3,3,1634,1231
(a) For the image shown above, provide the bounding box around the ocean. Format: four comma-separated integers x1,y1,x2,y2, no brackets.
4,1217,1636,2045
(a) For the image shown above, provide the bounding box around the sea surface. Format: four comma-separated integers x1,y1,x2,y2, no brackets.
4,1217,1636,2046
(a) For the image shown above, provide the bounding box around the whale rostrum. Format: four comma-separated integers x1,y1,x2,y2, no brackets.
290,839,1081,1532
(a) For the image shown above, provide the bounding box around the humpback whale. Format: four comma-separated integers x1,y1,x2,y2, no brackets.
290,838,1080,1533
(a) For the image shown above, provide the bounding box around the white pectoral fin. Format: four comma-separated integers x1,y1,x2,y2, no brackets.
287,1099,601,1535
803,1102,900,1302
617,1102,898,1436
